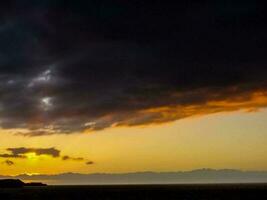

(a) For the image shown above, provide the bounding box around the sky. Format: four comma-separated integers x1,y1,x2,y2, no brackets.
0,1,267,176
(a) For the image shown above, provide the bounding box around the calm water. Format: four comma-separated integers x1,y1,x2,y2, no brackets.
1,184,267,200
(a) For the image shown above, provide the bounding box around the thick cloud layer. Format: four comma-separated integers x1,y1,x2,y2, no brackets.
0,1,267,135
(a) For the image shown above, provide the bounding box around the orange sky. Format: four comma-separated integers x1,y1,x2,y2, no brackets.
1,107,267,176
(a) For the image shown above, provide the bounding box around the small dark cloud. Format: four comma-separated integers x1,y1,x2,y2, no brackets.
1,147,61,158
62,155,84,161
86,161,94,165
0,147,90,163
2,160,14,166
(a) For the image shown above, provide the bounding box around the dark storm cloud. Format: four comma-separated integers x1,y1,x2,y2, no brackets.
0,1,267,135
2,160,14,166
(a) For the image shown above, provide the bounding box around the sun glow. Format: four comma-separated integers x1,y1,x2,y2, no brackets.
25,152,38,161
25,172,41,176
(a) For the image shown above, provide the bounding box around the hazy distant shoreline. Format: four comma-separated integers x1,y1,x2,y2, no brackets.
1,169,267,185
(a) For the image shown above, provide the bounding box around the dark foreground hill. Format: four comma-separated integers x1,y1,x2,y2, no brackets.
0,179,25,188
0,179,47,188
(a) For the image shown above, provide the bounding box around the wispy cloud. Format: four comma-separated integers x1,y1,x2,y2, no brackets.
62,155,84,161
85,161,94,165
2,160,14,166
0,153,26,159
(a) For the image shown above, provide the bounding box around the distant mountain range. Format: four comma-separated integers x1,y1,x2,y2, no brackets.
1,169,267,185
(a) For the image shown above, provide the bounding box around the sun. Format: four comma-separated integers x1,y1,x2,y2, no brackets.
25,152,38,161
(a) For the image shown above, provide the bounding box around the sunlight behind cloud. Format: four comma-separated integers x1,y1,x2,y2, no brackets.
25,153,38,161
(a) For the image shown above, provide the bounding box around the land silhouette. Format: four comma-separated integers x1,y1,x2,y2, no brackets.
0,179,47,188
1,169,267,185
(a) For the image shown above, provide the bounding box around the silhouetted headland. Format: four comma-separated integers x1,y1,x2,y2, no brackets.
24,182,47,187
0,179,47,188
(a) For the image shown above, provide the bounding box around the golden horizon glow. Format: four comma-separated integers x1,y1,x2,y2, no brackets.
0,107,267,176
